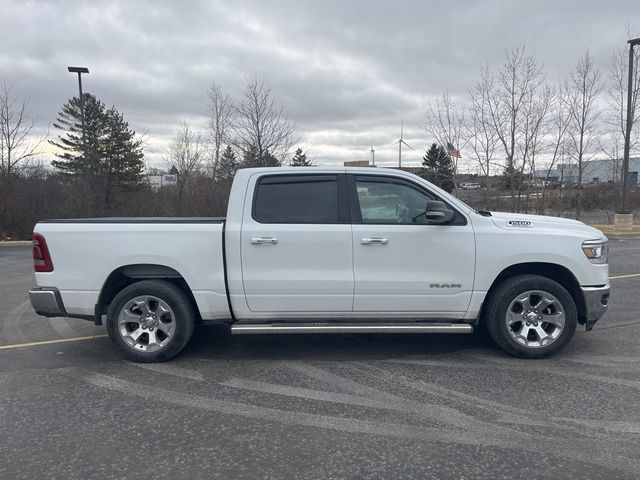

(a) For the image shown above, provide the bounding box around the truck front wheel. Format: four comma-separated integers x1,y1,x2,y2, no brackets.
106,280,196,362
484,274,577,358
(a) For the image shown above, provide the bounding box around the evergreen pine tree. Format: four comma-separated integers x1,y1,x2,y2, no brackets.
50,93,106,177
259,150,280,167
50,93,146,213
421,143,456,193
242,145,281,168
101,107,145,208
502,162,523,191
290,147,312,166
242,145,261,168
218,145,238,182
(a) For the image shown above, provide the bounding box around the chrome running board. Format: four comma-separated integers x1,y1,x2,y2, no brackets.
231,323,474,335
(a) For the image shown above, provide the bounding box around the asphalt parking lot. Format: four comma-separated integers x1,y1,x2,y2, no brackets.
1,240,640,480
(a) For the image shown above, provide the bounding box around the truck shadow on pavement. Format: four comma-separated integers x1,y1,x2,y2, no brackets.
181,324,496,362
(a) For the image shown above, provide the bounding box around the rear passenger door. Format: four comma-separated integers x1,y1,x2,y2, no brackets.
240,173,354,313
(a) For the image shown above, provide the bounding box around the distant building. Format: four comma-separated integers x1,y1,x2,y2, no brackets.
147,174,178,190
389,166,423,176
344,160,371,167
535,158,639,185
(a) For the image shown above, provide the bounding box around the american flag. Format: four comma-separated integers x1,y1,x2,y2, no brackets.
447,142,462,158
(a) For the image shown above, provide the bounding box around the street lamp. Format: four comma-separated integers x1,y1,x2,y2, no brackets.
67,66,89,159
620,38,640,223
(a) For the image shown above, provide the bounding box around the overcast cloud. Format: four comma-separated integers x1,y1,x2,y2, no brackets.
1,0,639,167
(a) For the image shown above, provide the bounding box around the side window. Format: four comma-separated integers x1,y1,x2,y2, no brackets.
355,177,435,224
253,175,340,224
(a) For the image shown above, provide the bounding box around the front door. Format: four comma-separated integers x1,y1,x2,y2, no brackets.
241,173,353,313
350,174,475,317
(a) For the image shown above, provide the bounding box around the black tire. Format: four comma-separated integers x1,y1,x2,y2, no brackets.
106,280,196,362
483,274,577,359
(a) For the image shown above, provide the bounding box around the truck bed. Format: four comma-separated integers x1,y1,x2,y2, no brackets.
33,218,230,321
38,217,226,223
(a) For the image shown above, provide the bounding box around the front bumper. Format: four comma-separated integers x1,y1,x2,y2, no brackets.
580,285,610,330
28,287,66,317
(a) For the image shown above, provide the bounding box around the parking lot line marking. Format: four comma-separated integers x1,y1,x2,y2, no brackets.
0,334,108,350
609,273,640,280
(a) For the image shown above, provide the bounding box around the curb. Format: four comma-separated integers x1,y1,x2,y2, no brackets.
590,225,640,237
599,233,640,239
0,241,31,247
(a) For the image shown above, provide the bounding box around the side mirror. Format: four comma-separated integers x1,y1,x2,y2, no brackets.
425,200,455,224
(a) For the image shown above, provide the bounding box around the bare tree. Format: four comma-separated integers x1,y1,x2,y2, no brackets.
484,46,545,210
517,83,553,212
0,80,43,180
565,50,603,220
424,90,465,191
205,82,234,179
0,80,45,238
232,76,298,163
168,120,204,211
466,73,501,202
537,85,571,214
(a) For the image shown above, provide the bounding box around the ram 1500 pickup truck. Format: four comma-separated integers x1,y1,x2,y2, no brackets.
28,167,610,362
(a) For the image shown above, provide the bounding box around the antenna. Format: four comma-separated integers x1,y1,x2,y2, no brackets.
391,120,415,168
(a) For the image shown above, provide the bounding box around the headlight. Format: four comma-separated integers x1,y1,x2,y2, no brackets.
582,240,608,264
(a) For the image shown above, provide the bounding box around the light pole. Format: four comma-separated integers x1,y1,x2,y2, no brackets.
67,66,89,159
615,39,640,230
621,39,640,212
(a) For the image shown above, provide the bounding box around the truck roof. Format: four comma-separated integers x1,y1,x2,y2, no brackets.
233,166,424,180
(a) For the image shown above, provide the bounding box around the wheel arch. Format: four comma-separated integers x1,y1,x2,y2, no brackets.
481,262,587,325
95,264,201,324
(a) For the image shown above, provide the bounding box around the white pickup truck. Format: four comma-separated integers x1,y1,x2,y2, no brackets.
29,167,610,362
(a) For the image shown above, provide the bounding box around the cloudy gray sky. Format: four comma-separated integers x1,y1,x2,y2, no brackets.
1,0,639,167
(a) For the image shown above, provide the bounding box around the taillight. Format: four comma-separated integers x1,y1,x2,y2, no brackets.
32,233,53,272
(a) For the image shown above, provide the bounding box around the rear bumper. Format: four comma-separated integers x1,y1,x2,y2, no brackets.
580,285,610,330
28,287,66,317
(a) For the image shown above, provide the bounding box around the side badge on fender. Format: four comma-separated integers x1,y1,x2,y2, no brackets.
430,283,462,288
506,220,533,228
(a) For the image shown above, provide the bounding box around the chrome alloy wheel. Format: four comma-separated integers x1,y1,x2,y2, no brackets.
118,295,176,352
505,290,565,348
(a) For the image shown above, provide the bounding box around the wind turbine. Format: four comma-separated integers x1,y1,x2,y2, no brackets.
392,120,415,168
370,141,375,166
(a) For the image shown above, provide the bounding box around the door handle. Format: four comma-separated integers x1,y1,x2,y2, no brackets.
360,237,388,245
251,237,279,245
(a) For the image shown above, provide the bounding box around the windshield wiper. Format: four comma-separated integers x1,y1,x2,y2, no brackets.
476,209,492,217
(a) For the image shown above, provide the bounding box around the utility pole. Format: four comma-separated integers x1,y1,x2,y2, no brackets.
67,66,89,159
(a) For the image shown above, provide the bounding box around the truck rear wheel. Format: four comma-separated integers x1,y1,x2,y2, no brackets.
106,280,195,362
484,274,577,358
